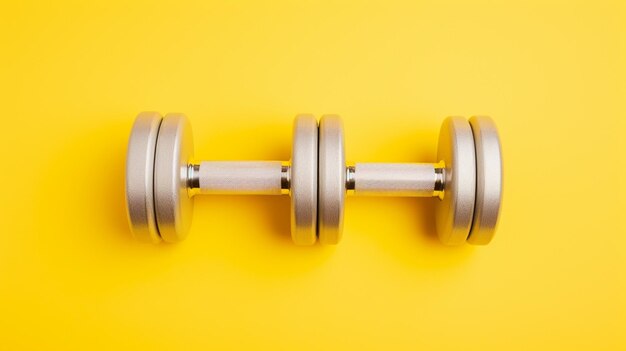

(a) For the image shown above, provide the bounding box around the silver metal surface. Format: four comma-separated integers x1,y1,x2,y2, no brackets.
126,112,500,247
188,164,200,189
318,115,346,245
280,164,290,193
467,116,502,245
290,114,318,245
434,117,477,245
125,112,162,243
154,113,195,243
434,167,445,194
196,161,283,195
346,166,356,191
353,163,439,197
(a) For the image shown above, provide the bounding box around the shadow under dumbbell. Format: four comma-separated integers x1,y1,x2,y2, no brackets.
192,193,335,274
345,197,475,270
192,195,295,246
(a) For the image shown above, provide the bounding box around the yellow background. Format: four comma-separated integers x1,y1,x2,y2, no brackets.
1,0,625,349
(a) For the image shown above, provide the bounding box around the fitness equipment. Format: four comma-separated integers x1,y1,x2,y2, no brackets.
317,115,502,245
126,112,502,246
126,112,318,245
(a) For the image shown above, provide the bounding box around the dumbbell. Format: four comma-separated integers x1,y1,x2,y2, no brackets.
317,115,502,245
125,112,319,245
126,112,502,246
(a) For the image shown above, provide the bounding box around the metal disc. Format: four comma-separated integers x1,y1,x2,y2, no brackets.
125,112,163,243
434,117,476,245
290,114,318,245
467,116,502,245
318,115,346,245
154,113,195,243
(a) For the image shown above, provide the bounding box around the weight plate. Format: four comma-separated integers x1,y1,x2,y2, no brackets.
290,114,318,245
435,117,476,245
318,115,346,245
467,116,502,245
125,112,163,243
154,113,195,243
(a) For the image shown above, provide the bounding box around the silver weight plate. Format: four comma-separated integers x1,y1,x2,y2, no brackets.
467,116,502,245
318,115,346,245
435,117,476,245
154,113,195,243
290,114,318,245
125,112,163,243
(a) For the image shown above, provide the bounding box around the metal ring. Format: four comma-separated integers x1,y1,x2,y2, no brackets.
290,114,318,245
154,113,195,243
434,117,476,245
467,116,502,245
125,112,163,243
318,115,346,244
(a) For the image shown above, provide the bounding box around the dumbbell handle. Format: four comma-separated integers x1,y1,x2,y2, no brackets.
347,163,444,197
188,161,444,197
188,161,290,195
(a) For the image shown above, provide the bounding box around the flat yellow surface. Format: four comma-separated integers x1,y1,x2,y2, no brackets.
1,1,625,349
